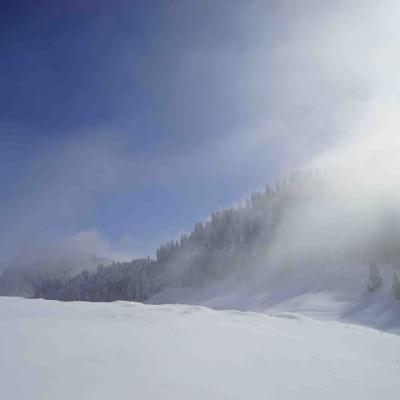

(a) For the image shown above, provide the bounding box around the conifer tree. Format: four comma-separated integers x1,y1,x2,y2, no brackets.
392,273,400,300
367,262,383,292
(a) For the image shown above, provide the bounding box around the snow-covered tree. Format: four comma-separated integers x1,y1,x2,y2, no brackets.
392,273,400,300
367,262,383,292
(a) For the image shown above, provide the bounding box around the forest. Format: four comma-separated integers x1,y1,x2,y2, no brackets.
30,169,400,302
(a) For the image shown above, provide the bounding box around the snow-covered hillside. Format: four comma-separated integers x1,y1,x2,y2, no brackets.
149,262,400,333
1,296,399,400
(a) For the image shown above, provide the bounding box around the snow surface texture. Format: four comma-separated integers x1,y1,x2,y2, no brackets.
1,296,400,400
149,263,400,333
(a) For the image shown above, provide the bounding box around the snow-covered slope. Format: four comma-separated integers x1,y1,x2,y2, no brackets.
149,262,400,333
1,296,400,400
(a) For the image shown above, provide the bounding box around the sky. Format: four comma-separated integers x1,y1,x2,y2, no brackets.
0,0,399,266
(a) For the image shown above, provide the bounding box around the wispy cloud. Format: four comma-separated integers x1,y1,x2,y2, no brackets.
2,1,400,268
61,229,135,262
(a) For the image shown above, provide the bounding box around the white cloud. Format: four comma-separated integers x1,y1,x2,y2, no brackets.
61,229,135,262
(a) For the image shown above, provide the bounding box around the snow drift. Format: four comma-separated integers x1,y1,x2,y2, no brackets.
1,296,399,400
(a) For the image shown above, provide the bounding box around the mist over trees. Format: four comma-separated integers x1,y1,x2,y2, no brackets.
0,249,110,298
2,169,396,303
367,262,383,292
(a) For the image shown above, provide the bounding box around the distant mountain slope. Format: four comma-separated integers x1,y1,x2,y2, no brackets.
2,169,400,332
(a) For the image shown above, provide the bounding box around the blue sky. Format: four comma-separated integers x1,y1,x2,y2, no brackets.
1,0,399,264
